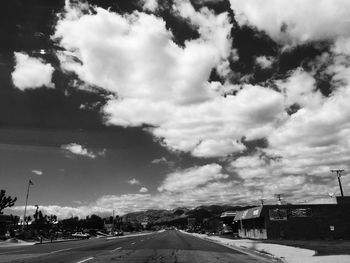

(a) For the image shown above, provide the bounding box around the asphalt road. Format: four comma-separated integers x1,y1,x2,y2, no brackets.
0,230,272,263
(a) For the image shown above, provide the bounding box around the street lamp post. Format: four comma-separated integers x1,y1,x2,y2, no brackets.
331,169,345,197
23,180,34,229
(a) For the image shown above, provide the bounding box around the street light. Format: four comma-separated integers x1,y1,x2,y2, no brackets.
23,179,34,229
330,169,345,197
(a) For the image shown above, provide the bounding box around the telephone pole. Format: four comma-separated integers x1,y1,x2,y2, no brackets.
274,193,283,205
331,169,345,197
23,180,34,229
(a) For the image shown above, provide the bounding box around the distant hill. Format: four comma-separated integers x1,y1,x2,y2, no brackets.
122,205,253,225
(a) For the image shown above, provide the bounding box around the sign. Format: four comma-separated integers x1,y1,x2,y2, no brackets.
269,209,287,221
253,209,259,216
289,208,312,217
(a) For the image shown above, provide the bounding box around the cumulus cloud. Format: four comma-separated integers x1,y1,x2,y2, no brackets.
139,187,149,193
128,178,141,185
12,52,54,90
151,157,167,164
229,0,350,45
61,143,105,159
157,164,229,192
53,1,283,158
49,0,350,205
142,0,158,12
31,170,43,176
227,57,350,199
255,56,274,69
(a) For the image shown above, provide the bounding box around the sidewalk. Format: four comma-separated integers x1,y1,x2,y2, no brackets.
0,238,35,247
181,231,350,263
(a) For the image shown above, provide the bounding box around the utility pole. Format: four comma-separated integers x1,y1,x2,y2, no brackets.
23,179,34,229
331,169,345,197
274,193,283,205
112,210,116,234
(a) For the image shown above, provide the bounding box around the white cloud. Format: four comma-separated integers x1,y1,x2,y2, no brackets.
54,1,280,158
255,56,274,69
12,52,54,90
128,178,141,185
61,143,99,159
192,139,246,158
151,157,167,164
157,164,229,192
31,170,43,176
229,0,350,45
277,68,323,109
142,0,158,12
49,0,350,205
139,187,149,193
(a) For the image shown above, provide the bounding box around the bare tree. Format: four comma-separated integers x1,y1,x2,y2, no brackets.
0,189,17,214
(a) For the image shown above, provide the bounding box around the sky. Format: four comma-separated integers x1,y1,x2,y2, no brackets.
2,0,350,219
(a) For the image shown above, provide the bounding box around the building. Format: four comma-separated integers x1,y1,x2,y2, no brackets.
234,197,350,240
0,215,19,236
220,211,237,234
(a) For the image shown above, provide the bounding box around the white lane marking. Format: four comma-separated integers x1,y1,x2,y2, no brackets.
50,248,73,254
76,257,94,263
140,239,144,242
131,242,136,245
110,247,122,252
106,232,153,240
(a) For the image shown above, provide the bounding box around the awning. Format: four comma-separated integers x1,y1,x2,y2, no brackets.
234,206,263,221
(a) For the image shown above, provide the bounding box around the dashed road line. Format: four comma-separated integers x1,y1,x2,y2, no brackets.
131,242,136,245
50,248,73,254
110,247,122,252
76,256,94,263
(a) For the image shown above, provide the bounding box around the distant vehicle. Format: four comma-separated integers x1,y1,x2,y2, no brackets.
72,232,90,239
114,230,124,236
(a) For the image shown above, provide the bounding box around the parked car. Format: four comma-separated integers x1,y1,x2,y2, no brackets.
72,232,90,239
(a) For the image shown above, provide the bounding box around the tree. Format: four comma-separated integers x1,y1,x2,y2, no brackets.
0,189,17,214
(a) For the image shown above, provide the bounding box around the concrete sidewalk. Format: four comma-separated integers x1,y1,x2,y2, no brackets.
181,231,350,263
0,238,35,247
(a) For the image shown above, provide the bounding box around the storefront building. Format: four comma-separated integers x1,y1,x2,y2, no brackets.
234,197,350,240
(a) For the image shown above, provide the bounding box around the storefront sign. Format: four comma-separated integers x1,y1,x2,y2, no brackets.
289,208,312,217
269,209,287,221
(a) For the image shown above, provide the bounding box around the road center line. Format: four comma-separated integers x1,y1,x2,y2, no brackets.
50,248,73,254
76,256,94,263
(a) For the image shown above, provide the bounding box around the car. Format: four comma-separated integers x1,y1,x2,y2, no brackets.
114,230,124,236
72,232,90,239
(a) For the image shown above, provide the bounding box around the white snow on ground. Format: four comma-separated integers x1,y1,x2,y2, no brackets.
181,231,350,263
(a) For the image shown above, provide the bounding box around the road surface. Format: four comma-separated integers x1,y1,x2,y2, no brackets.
0,230,272,263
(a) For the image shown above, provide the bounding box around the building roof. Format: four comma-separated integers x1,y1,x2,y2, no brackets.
234,206,263,220
220,211,237,218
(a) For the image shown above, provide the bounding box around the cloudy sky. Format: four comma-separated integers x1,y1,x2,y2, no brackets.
2,0,350,219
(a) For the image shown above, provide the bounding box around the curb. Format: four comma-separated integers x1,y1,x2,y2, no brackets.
34,238,86,245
